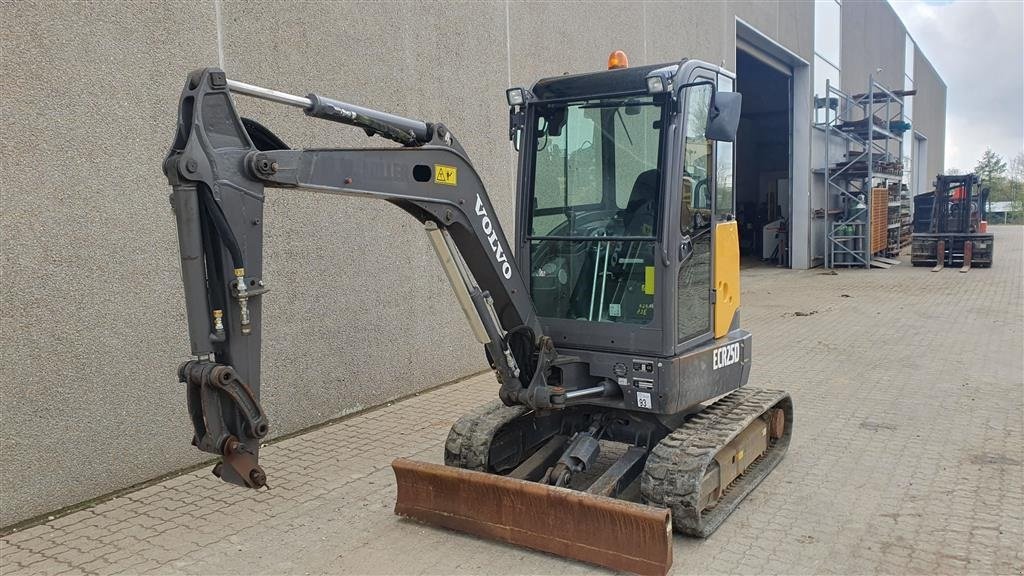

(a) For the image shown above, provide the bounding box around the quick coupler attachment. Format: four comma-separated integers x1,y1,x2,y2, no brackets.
212,436,268,490
179,360,270,489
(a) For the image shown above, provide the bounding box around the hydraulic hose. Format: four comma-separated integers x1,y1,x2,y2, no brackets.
198,184,244,271
504,325,538,386
199,208,227,319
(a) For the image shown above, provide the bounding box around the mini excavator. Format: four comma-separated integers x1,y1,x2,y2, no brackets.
164,53,793,575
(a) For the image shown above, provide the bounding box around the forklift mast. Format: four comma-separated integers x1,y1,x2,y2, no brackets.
929,173,987,234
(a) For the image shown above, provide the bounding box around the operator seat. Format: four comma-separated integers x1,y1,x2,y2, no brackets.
601,169,659,323
622,169,659,234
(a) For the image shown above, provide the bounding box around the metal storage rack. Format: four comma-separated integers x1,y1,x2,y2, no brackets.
884,182,903,257
899,184,912,249
816,76,907,268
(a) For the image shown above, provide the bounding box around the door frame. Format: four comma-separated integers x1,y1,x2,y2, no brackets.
735,19,813,268
672,65,720,354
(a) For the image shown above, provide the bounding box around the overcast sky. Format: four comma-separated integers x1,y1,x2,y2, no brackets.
889,0,1024,172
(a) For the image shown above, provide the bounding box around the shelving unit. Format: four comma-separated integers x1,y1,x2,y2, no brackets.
816,76,908,268
885,183,903,257
899,185,912,249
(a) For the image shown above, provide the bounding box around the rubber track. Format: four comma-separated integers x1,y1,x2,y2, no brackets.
444,400,530,471
640,387,793,537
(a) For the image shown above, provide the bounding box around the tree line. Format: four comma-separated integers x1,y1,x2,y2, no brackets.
947,149,1024,223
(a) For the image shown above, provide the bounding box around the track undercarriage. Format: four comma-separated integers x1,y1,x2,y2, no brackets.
393,387,793,575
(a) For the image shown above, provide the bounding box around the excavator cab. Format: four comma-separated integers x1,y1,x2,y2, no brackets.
502,60,751,415
164,55,789,576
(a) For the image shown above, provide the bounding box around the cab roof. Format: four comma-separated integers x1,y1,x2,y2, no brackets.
530,61,682,102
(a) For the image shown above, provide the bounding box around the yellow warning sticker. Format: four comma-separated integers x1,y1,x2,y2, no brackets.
644,266,655,295
434,164,457,186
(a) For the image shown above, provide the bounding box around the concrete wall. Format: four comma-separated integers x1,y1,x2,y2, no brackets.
839,0,946,181
0,0,926,527
841,0,907,92
1,0,494,527
1,0,223,528
913,49,947,181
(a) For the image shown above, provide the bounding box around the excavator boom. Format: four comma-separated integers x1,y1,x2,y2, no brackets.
165,69,573,488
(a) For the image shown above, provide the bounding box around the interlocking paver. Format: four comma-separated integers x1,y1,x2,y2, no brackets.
2,226,1022,575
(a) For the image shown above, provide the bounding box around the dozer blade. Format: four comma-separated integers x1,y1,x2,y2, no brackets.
392,458,673,575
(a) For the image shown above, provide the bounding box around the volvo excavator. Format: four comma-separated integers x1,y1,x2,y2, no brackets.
164,53,793,575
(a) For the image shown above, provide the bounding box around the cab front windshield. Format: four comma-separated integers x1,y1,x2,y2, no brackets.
529,95,665,325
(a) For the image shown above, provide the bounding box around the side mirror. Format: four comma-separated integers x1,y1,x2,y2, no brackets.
705,91,742,142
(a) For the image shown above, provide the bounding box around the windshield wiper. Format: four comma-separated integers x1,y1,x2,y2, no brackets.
614,108,634,146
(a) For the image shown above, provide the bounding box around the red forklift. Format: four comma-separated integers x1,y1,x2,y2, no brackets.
911,173,993,270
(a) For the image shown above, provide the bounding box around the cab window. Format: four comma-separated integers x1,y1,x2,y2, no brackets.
681,84,713,234
677,82,713,343
528,95,666,325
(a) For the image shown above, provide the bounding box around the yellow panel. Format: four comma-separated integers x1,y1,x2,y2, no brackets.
714,221,740,338
643,266,655,295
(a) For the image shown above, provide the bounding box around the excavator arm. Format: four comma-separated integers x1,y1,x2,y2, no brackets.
164,68,564,488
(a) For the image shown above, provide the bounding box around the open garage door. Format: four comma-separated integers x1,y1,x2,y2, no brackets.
735,44,793,268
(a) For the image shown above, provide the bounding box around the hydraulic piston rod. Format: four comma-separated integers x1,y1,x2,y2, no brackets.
226,79,431,144
424,221,490,344
564,380,619,401
226,79,312,108
565,385,609,401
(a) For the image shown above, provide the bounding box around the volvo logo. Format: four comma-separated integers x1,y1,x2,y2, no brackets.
475,195,513,280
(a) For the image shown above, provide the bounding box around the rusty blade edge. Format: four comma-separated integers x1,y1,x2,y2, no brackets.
391,458,672,576
395,503,670,575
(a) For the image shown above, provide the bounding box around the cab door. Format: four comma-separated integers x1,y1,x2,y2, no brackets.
675,72,716,350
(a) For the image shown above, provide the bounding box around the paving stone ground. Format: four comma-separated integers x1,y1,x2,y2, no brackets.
2,226,1022,576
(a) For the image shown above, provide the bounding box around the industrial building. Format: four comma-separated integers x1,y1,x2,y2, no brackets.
0,0,945,526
